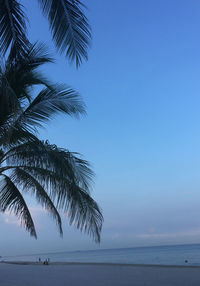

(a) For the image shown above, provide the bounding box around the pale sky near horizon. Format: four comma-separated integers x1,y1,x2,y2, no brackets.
2,0,200,256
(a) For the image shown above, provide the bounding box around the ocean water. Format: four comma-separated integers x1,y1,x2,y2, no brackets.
3,244,200,266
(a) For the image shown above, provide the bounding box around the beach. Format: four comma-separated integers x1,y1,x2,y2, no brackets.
1,262,200,286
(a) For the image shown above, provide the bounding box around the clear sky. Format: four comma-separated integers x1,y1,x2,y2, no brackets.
2,0,200,256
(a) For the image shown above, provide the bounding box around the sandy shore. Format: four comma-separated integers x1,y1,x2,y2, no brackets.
1,262,200,286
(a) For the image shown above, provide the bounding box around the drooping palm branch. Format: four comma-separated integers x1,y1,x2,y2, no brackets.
0,44,103,242
0,173,37,237
38,0,91,67
0,140,102,242
0,0,91,66
0,0,30,57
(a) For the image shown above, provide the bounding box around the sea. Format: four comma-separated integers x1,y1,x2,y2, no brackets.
3,244,200,266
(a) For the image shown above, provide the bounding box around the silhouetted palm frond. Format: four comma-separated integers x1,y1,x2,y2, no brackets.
0,44,85,146
1,140,103,241
20,85,85,129
0,174,37,237
3,43,53,102
0,1,91,65
0,43,53,128
0,85,85,148
11,167,63,236
0,0,29,57
38,0,91,67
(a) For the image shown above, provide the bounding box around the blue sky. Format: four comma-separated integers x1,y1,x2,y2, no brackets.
2,0,200,255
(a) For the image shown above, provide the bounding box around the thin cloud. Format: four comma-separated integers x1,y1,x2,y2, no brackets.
137,228,200,239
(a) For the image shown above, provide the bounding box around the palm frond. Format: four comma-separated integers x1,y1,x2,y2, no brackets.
11,167,63,235
0,174,37,237
3,43,53,102
3,69,52,103
61,184,103,243
0,149,4,164
2,140,102,241
6,42,53,70
4,140,93,191
38,0,91,67
20,42,54,69
0,123,38,147
0,82,85,146
0,0,29,57
0,73,21,126
12,85,86,132
0,43,53,130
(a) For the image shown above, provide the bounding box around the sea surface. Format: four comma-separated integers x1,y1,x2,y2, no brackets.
3,244,200,266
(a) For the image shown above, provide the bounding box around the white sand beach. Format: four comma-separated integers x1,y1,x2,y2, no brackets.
1,262,200,286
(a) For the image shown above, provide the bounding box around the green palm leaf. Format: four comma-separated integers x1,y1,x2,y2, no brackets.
38,0,91,67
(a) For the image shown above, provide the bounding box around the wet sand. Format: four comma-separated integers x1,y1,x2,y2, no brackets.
1,262,200,286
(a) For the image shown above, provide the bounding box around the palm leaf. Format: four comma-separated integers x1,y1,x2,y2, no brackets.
0,123,38,147
0,174,37,237
2,140,103,241
59,184,103,243
0,83,85,147
12,85,86,133
38,0,91,67
4,140,93,190
0,0,29,57
0,72,21,126
3,43,53,102
6,42,53,71
0,43,53,128
11,167,63,235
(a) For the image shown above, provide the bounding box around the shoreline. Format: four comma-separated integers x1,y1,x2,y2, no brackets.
1,261,200,268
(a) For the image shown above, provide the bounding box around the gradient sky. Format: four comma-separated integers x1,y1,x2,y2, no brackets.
2,0,200,256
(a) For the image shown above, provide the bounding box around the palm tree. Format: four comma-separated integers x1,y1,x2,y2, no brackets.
0,0,91,67
0,44,103,242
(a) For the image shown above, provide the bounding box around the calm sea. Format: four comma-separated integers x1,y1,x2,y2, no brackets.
3,244,200,266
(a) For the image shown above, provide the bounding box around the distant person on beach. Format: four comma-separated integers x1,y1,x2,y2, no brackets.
39,258,41,262
43,259,48,265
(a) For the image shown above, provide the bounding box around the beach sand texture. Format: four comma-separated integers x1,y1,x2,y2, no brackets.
1,263,200,286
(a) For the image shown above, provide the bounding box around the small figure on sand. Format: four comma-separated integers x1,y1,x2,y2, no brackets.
43,259,49,265
38,258,41,262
